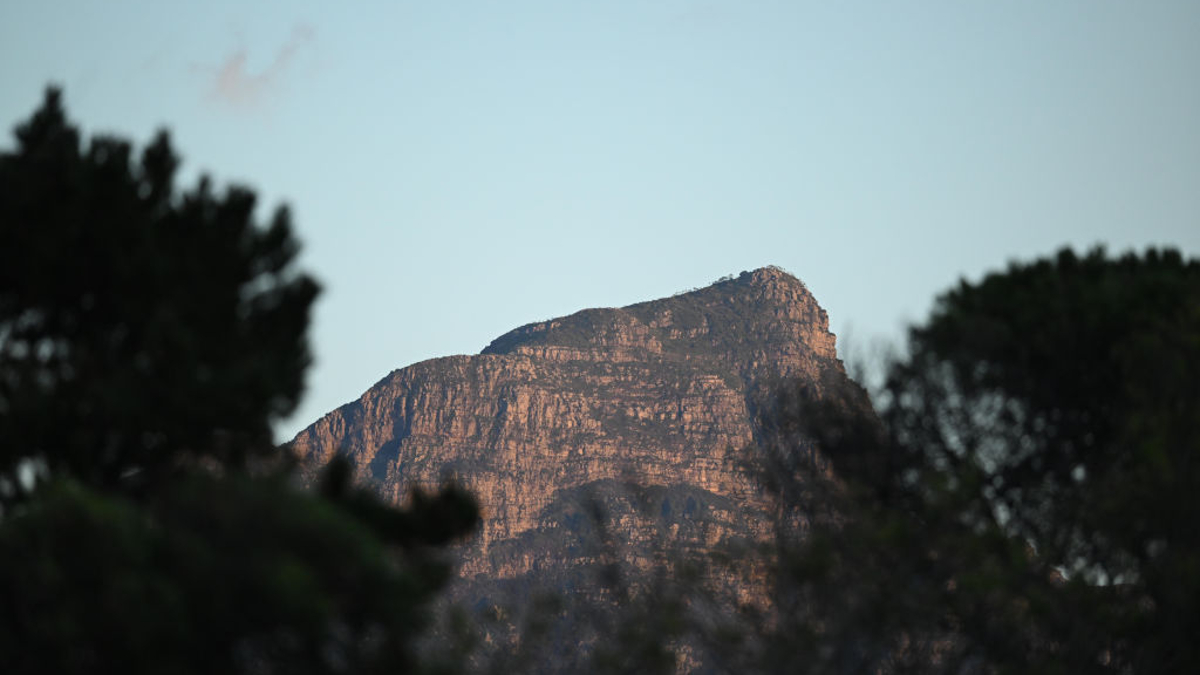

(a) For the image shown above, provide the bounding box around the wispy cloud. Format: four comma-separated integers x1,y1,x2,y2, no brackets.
208,23,315,109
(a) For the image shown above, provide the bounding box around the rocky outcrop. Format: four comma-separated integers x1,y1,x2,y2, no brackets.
290,266,850,666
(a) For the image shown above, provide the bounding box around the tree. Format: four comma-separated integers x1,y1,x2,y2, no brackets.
762,247,1200,673
0,88,478,674
0,87,317,499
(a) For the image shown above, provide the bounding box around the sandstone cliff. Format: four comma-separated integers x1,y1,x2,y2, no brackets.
289,266,850,668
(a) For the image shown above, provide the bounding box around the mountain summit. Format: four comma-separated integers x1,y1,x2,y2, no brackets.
480,265,836,369
290,267,850,664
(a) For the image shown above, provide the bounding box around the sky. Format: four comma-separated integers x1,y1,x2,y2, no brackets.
3,1,1198,441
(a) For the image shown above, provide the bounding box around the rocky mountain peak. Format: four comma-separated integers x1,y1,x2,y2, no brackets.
289,268,852,668
739,264,812,297
480,266,834,377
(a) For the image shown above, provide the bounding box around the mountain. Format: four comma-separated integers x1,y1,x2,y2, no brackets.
289,266,853,668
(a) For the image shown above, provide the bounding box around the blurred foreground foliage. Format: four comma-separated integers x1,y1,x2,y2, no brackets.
758,247,1200,673
0,89,477,674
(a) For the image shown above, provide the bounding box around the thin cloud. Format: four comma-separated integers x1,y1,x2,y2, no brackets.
208,23,315,108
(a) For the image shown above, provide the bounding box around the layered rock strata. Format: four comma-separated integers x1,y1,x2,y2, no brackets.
290,267,849,652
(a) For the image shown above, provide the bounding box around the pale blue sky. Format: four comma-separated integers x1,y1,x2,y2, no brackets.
3,2,1198,439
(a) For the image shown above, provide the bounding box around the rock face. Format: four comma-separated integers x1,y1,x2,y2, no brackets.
290,267,849,664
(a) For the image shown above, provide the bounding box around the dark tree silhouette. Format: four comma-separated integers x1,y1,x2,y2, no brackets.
0,88,478,674
0,87,317,498
762,247,1200,673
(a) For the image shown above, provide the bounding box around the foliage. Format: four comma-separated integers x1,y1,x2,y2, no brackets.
767,247,1200,673
0,88,478,674
0,88,318,498
0,469,476,675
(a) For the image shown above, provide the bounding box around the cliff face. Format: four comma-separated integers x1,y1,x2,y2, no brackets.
291,266,845,616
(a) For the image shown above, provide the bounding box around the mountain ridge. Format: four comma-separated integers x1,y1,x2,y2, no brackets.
288,266,851,667
291,266,839,501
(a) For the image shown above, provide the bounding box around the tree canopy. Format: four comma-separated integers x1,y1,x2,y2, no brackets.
0,88,477,674
766,247,1200,673
0,88,319,499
